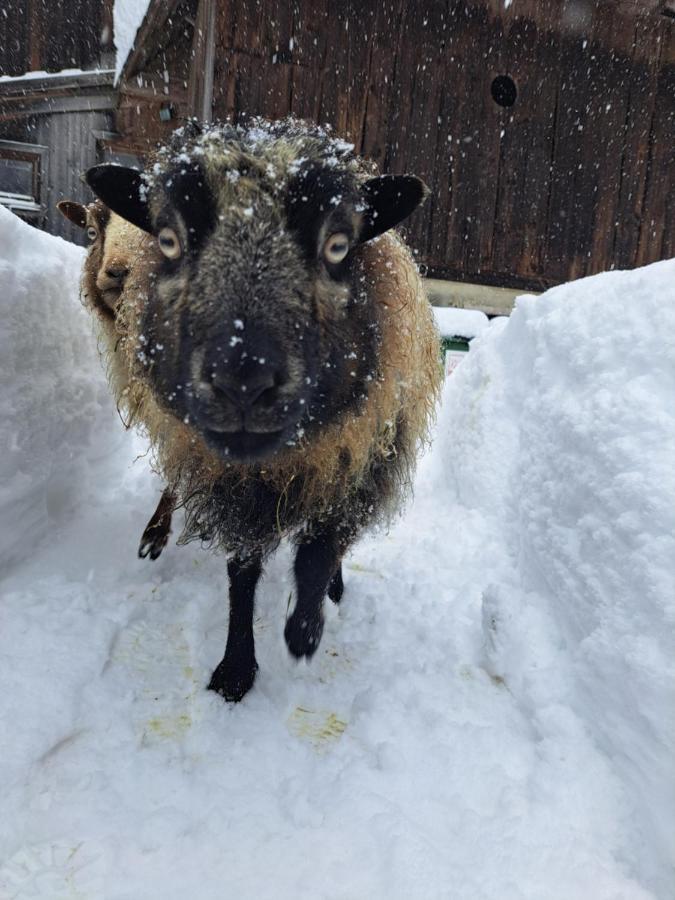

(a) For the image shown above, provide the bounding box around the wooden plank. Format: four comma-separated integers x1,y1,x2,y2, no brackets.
636,17,675,265
492,7,564,284
542,30,598,282
440,2,494,279
0,93,115,119
425,276,530,316
582,6,637,276
187,0,217,120
28,0,43,72
360,0,406,168
0,71,115,97
0,0,30,77
611,14,663,268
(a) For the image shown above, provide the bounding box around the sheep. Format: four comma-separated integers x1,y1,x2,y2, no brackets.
83,118,442,702
57,198,176,560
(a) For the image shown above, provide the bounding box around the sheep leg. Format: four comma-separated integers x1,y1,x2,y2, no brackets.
285,529,343,659
208,554,262,702
138,487,175,560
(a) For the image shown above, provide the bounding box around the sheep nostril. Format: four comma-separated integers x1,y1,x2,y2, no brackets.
211,370,280,409
105,267,128,280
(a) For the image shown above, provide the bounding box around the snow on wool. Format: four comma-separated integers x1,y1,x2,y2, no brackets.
1,210,673,899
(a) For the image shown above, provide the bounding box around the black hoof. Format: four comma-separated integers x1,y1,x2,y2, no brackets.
284,609,324,659
138,523,170,560
208,658,257,702
327,567,344,604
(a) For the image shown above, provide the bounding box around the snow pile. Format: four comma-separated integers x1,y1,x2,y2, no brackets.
113,0,152,82
0,217,673,900
0,207,117,570
437,259,675,892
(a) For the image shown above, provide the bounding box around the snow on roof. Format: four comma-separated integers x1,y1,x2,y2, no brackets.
113,0,152,83
0,68,114,84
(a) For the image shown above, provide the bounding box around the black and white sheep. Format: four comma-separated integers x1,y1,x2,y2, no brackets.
84,119,442,701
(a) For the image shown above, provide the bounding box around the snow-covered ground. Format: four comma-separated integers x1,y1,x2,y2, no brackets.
0,206,673,899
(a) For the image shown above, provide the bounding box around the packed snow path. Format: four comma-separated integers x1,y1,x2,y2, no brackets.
1,208,673,899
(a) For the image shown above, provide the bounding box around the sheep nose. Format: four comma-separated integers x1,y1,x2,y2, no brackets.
105,266,128,280
210,368,279,409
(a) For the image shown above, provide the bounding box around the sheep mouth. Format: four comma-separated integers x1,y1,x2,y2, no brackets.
202,427,288,462
100,287,123,309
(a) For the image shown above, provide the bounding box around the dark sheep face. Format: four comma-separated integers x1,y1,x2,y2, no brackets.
85,121,427,463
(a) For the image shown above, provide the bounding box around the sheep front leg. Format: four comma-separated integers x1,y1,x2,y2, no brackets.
208,554,262,702
285,528,344,659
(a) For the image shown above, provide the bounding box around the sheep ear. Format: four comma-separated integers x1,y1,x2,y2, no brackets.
84,165,153,234
56,200,87,228
358,175,428,243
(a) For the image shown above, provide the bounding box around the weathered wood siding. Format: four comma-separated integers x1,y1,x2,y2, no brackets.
200,0,673,289
0,108,113,242
0,0,113,77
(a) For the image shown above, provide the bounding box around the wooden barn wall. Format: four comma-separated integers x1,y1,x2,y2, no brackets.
0,109,113,242
196,0,674,289
0,0,113,77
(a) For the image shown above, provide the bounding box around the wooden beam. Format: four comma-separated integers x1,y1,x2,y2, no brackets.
27,0,44,72
0,94,116,120
187,0,216,120
424,278,535,317
0,71,115,97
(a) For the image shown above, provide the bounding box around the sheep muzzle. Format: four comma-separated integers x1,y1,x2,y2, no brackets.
184,329,309,462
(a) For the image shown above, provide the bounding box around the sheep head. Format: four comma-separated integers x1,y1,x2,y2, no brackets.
57,199,141,318
84,121,427,463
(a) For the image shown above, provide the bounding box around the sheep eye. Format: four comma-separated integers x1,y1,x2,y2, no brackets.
158,227,182,259
323,232,350,265
86,226,98,241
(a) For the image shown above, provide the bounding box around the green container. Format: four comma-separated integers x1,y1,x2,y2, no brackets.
441,336,471,355
440,335,471,376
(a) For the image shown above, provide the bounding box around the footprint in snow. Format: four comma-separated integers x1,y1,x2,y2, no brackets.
109,619,199,744
0,840,106,900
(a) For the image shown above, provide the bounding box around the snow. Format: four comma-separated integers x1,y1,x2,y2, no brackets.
432,305,489,339
113,0,152,83
0,207,118,572
1,208,673,898
0,68,114,84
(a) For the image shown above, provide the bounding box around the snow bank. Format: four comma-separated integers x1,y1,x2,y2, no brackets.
0,207,118,571
437,259,675,893
113,0,152,82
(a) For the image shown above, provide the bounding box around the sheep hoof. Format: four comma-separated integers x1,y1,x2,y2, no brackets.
208,659,257,702
327,568,344,604
138,524,170,560
284,610,324,659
